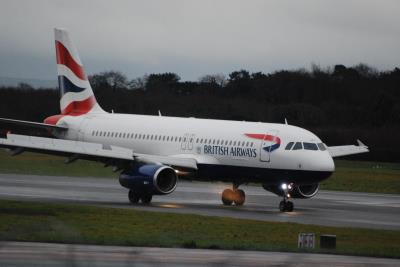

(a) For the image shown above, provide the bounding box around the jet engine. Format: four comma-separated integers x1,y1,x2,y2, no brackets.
263,183,319,199
119,164,178,195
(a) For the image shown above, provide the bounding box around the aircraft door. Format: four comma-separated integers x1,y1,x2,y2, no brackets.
259,129,280,162
181,133,189,150
188,134,195,150
181,133,195,151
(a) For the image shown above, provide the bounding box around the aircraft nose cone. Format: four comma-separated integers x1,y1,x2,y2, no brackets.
322,154,335,172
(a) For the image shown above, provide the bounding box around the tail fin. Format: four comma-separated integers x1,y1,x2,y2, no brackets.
54,28,105,115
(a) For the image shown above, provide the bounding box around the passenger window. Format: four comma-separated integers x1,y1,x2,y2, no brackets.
216,140,220,145
285,142,294,150
229,141,232,146
233,141,236,146
292,142,303,150
317,143,327,151
303,142,318,150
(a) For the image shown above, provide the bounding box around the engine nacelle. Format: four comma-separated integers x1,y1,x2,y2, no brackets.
119,164,178,195
263,183,319,199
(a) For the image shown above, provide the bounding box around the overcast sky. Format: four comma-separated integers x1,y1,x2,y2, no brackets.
0,0,399,81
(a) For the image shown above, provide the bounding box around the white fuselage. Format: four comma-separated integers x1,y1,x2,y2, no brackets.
55,112,335,184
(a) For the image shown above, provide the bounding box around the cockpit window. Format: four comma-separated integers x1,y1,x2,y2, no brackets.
292,142,303,150
285,142,294,150
317,143,327,151
303,142,318,150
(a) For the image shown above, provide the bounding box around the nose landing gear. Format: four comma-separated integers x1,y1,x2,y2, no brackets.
221,184,246,206
279,183,294,212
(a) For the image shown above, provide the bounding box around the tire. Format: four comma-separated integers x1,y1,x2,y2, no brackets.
233,189,246,206
128,190,140,204
141,194,153,204
286,201,294,212
279,201,286,212
222,189,234,206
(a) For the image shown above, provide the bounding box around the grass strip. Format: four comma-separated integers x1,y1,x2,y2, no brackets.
0,199,399,258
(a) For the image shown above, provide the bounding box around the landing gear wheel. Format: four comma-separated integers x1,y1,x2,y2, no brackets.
286,201,294,212
128,190,140,204
222,189,234,206
279,200,294,212
233,189,246,206
141,194,153,204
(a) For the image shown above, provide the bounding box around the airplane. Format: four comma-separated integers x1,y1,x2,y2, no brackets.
0,28,369,212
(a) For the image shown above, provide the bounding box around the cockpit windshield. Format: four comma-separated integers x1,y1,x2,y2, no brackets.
285,142,327,151
303,142,318,150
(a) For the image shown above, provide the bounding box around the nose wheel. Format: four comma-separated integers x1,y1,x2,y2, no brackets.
279,200,294,212
279,183,294,212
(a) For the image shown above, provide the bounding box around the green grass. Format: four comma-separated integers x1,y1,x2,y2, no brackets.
0,199,399,258
320,160,400,194
0,149,399,194
0,149,115,177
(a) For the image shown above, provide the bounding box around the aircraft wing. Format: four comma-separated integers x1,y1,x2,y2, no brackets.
327,140,369,158
0,133,198,170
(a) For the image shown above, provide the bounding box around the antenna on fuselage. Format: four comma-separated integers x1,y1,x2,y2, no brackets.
158,110,162,116
284,118,288,125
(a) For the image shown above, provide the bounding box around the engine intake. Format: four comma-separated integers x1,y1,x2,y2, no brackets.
119,164,178,195
263,183,319,199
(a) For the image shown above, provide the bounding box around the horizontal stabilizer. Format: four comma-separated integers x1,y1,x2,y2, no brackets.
0,117,68,131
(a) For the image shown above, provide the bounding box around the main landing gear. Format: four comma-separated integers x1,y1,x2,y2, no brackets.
221,184,246,206
128,189,153,204
279,183,294,212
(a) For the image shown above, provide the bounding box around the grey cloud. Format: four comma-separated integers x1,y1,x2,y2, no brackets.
0,0,399,81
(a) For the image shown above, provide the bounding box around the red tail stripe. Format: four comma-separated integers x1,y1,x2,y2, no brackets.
61,95,96,115
55,41,87,81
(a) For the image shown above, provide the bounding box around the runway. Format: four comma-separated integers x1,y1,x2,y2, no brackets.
0,173,399,230
1,241,399,267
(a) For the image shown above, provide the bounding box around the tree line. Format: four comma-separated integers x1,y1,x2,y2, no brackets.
1,64,399,162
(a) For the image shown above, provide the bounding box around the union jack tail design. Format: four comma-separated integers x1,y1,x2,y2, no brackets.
54,28,105,115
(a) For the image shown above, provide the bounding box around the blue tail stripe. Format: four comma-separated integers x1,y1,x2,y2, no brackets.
58,75,86,95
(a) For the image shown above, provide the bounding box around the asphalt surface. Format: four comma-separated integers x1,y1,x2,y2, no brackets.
0,173,399,230
1,242,399,267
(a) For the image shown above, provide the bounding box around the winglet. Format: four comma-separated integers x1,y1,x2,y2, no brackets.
357,139,368,148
